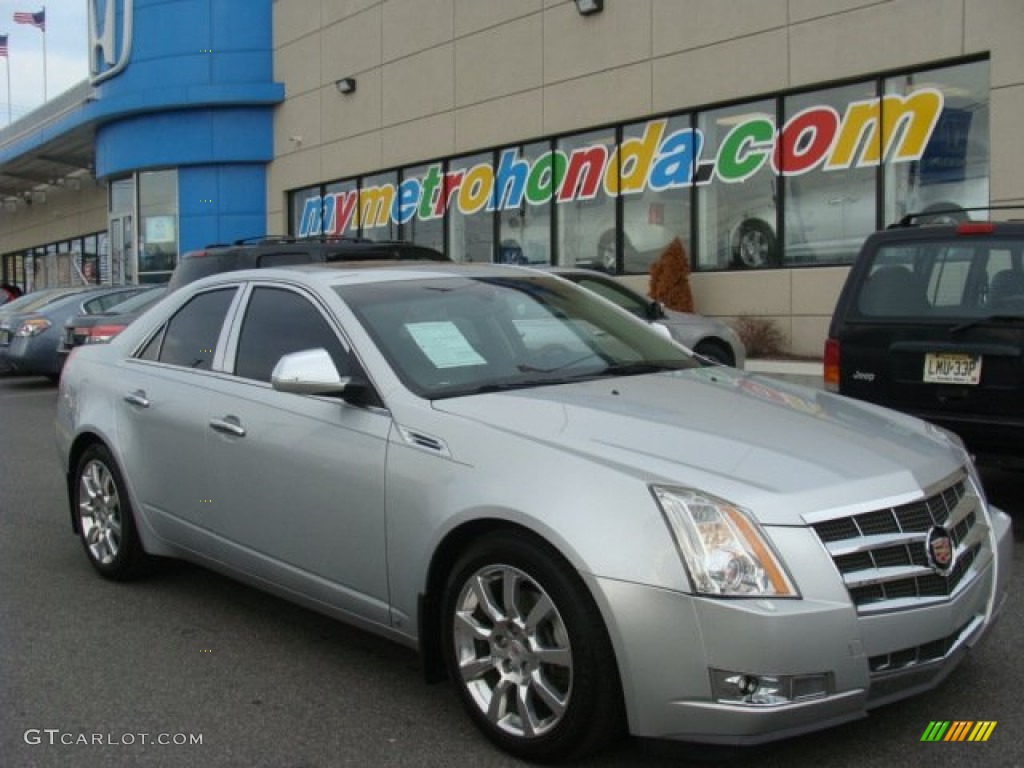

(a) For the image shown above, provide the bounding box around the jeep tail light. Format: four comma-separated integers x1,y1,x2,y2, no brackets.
823,338,840,392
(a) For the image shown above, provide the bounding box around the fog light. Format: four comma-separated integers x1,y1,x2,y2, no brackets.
710,668,831,706
738,675,759,696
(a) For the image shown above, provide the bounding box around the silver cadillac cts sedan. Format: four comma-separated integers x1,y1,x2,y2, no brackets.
56,263,1012,762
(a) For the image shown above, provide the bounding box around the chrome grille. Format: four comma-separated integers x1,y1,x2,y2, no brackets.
811,474,987,614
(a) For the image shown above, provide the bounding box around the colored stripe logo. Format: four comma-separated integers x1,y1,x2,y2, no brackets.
921,721,997,742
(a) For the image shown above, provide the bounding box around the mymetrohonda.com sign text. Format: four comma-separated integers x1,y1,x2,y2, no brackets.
299,88,944,237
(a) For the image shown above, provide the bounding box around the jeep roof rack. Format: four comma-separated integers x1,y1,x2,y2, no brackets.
892,205,1024,228
230,235,296,245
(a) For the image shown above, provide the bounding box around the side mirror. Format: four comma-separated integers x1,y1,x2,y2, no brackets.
650,322,673,341
647,300,666,321
271,348,369,403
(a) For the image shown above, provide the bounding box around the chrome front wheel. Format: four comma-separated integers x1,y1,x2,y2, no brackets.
452,564,572,739
443,531,623,761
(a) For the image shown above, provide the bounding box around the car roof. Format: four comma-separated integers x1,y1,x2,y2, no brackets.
184,261,540,290
174,262,565,297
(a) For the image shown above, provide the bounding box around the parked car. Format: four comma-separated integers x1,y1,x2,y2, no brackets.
0,285,149,380
57,287,168,368
57,263,1011,761
0,286,85,319
825,206,1024,464
167,235,449,292
537,266,745,367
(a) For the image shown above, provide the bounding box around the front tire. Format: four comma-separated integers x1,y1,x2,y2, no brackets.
442,531,623,761
694,340,735,367
74,444,152,580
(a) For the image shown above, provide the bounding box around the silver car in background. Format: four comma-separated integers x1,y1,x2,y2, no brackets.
538,266,745,367
56,263,1012,761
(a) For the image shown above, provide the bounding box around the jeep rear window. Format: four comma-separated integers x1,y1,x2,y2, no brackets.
857,239,1024,318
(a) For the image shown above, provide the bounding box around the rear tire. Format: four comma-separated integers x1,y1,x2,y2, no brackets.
442,531,624,761
74,444,152,580
733,219,778,268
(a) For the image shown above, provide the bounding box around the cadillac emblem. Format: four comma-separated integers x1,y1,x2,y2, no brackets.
925,526,955,575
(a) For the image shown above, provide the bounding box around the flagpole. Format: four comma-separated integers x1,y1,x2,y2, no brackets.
41,5,46,101
6,57,11,124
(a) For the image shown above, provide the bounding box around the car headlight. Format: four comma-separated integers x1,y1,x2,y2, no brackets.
16,318,51,337
652,486,798,598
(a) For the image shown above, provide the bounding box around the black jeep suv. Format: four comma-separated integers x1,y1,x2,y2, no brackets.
825,207,1024,463
167,236,448,291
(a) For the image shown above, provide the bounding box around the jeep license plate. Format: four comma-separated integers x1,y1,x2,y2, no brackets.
923,353,981,385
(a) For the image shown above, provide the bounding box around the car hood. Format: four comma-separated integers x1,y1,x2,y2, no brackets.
432,367,963,525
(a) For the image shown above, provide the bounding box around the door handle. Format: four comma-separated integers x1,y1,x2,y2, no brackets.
209,416,246,438
123,390,150,408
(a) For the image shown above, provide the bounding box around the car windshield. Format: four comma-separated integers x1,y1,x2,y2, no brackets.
337,275,697,399
857,238,1024,319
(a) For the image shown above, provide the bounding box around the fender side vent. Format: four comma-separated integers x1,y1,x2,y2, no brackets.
397,426,450,457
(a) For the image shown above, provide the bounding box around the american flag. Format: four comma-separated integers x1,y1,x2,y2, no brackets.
13,9,45,32
0,35,8,58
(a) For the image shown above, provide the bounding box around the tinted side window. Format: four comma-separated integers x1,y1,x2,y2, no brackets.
137,327,164,361
257,251,315,268
234,287,350,382
157,288,237,369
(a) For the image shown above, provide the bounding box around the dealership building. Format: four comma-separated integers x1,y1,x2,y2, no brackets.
1,0,1022,356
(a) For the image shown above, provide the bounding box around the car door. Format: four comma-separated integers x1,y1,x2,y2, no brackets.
202,284,392,624
116,286,240,541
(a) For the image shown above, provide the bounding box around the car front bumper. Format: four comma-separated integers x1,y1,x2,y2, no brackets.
588,503,1012,745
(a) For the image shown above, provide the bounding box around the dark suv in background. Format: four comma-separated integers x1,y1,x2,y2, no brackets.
825,207,1024,463
167,236,449,291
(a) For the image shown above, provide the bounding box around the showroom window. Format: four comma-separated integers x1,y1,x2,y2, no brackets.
884,60,990,226
448,152,494,263
497,142,553,265
293,185,325,235
324,179,358,237
782,82,878,267
695,99,777,271
621,116,692,274
556,129,616,270
400,164,445,252
360,171,399,241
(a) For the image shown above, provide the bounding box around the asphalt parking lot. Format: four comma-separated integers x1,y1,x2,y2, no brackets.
2,374,1022,768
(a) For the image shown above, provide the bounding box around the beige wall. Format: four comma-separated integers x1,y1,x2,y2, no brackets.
0,182,107,256
269,0,1024,356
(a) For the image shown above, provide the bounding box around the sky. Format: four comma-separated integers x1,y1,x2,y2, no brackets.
1,1,88,124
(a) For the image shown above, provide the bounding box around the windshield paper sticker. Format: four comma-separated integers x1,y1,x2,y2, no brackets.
406,322,487,369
